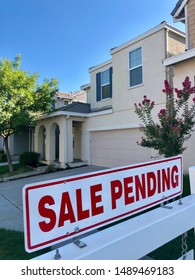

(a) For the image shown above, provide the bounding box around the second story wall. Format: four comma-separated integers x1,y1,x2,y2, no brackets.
86,23,185,117
167,29,186,56
88,60,113,111
172,0,195,50
111,27,167,114
188,0,195,49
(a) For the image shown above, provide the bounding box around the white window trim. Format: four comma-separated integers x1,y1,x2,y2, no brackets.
129,47,143,88
101,69,110,100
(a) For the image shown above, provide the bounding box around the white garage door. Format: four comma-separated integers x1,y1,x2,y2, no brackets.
91,128,151,167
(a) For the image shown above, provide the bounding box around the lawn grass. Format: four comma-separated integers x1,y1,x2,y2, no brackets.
0,228,49,260
148,229,195,260
0,163,32,178
148,174,195,260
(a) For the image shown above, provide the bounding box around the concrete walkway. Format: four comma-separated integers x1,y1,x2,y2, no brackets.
0,165,106,232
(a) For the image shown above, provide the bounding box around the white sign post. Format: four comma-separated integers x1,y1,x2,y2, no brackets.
23,155,182,253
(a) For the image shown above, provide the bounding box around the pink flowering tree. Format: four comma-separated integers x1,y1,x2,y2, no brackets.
134,77,195,157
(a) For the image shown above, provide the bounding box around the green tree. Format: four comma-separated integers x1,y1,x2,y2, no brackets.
0,55,58,172
134,77,195,157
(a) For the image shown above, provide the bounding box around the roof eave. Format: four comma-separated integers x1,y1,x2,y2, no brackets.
171,0,188,19
163,48,195,66
110,22,185,55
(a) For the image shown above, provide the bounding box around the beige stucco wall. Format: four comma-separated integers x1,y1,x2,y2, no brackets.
82,25,186,167
73,91,87,103
173,57,195,86
88,60,113,110
167,31,186,56
35,114,87,168
84,28,176,138
188,0,195,49
112,29,167,115
170,58,195,171
35,116,68,167
88,27,185,113
34,24,187,171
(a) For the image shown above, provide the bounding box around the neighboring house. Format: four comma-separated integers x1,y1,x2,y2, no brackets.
34,22,187,169
6,90,87,159
0,136,3,151
54,90,87,108
8,129,34,157
164,0,195,170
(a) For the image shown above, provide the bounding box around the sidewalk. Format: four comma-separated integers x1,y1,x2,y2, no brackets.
0,165,106,232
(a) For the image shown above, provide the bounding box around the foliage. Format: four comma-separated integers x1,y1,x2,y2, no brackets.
0,151,7,162
19,151,40,168
0,228,49,260
134,77,195,157
0,54,58,172
0,163,32,177
45,163,56,173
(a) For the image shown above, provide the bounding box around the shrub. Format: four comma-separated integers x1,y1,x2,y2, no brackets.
45,163,56,173
0,151,7,162
19,152,40,168
134,77,195,157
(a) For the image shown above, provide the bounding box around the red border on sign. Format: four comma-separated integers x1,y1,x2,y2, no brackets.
24,156,183,251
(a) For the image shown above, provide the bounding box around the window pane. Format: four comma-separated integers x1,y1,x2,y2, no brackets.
101,70,110,85
130,66,143,87
129,48,142,68
102,84,110,99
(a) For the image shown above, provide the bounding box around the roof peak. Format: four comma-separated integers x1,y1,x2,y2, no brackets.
110,21,185,55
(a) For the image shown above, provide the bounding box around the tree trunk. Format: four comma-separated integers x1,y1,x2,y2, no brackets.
4,136,14,173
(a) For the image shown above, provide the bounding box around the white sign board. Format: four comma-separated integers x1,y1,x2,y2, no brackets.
23,155,182,252
178,250,194,260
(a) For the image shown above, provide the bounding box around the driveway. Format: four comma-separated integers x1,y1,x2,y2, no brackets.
0,165,106,232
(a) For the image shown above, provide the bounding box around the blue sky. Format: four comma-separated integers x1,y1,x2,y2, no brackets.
0,0,184,93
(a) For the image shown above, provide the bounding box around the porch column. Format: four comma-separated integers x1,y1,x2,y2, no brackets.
34,123,48,161
45,123,55,164
34,126,38,153
66,119,73,163
59,118,68,169
41,124,54,164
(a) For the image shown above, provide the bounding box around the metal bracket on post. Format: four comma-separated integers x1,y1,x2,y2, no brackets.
178,195,183,205
73,238,87,248
32,195,195,260
160,196,173,209
73,227,87,248
54,248,61,260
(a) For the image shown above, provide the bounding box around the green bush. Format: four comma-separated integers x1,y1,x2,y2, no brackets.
0,152,7,162
19,152,40,168
45,163,56,173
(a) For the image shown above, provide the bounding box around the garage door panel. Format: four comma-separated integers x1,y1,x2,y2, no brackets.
91,129,151,167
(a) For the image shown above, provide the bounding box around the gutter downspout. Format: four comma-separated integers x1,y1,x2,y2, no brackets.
185,5,189,50
164,28,174,87
65,115,70,168
165,28,170,82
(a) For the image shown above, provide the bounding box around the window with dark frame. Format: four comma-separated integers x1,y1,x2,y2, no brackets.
96,67,112,101
129,47,143,87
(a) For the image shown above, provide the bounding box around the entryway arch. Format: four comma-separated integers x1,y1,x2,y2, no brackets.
38,125,46,160
50,122,60,162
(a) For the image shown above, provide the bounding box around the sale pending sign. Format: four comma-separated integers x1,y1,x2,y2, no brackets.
23,155,182,252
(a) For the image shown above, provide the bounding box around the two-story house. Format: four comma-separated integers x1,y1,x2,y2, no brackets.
82,22,185,168
35,21,186,169
164,0,195,170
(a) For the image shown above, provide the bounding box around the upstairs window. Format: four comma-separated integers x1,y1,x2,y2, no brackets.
129,47,143,87
96,67,112,101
